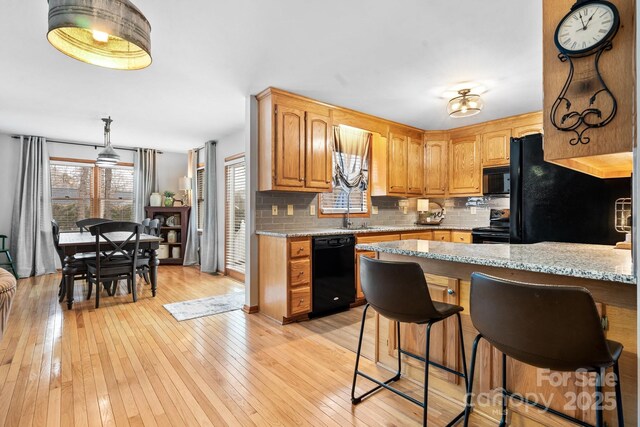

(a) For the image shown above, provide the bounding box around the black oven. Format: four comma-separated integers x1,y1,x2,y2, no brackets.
483,167,510,196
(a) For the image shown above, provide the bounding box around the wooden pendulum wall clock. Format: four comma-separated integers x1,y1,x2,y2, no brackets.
550,0,620,146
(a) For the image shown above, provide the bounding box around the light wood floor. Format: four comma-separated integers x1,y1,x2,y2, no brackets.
0,266,492,426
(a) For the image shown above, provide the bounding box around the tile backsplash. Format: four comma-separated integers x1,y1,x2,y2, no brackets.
256,191,510,231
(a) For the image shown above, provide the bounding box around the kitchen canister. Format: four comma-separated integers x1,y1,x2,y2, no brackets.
150,192,162,207
171,247,181,259
157,244,169,259
167,230,178,243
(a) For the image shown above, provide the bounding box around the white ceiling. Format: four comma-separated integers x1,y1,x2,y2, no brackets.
0,0,543,152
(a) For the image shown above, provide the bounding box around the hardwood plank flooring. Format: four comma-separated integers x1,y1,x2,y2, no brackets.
0,266,492,426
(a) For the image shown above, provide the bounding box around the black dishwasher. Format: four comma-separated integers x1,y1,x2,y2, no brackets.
311,235,356,317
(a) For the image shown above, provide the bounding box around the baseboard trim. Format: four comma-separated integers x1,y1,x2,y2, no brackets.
242,304,259,314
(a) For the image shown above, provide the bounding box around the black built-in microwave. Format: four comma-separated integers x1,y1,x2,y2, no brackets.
483,167,510,196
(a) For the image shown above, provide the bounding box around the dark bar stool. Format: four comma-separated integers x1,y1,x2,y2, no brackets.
352,257,469,427
464,273,624,427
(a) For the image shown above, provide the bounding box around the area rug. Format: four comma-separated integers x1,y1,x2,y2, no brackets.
163,291,245,321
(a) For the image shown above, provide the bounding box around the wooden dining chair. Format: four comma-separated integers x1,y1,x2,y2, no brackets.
138,219,159,284
85,221,145,308
52,220,94,302
76,218,111,233
0,235,17,278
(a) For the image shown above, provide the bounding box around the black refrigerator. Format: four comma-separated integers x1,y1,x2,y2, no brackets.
510,134,630,245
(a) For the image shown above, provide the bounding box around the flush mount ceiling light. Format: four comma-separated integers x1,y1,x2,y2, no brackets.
96,117,120,168
447,89,484,118
47,0,152,70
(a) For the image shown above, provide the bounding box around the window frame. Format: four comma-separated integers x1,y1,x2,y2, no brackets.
224,154,246,282
317,150,372,218
50,157,135,230
196,164,205,231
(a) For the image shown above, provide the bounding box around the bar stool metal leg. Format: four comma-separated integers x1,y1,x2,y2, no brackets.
595,368,604,427
423,322,433,426
464,334,482,427
613,361,624,426
500,352,507,427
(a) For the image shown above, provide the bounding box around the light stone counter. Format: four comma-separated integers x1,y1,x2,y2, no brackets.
355,240,635,284
256,225,473,238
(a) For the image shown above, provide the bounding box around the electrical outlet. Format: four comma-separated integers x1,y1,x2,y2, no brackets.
287,204,293,216
272,205,278,216
310,204,316,215
402,207,408,214
398,199,409,208
372,206,379,215
470,207,477,215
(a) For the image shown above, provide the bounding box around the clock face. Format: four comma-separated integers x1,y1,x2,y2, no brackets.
555,1,619,55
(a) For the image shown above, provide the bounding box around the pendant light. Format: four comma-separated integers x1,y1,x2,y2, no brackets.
47,0,152,70
96,117,120,168
447,89,484,118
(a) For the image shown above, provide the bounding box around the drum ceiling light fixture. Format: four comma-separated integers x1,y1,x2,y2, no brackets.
447,89,484,118
47,0,152,70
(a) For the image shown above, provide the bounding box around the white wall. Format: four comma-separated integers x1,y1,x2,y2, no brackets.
0,133,187,242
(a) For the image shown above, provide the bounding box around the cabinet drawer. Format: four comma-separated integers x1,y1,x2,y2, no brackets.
433,231,451,242
356,233,401,244
451,231,472,244
289,239,311,258
289,259,310,286
289,286,311,316
401,231,434,240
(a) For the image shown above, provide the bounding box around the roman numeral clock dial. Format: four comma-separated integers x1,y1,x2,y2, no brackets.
550,0,620,145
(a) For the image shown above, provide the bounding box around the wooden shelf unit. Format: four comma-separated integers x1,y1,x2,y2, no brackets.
145,206,191,265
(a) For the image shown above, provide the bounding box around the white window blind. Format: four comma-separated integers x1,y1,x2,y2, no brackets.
50,160,134,231
50,162,94,231
197,167,205,229
319,152,369,214
98,167,134,221
225,158,246,276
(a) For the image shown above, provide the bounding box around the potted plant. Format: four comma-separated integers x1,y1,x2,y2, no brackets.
163,191,175,207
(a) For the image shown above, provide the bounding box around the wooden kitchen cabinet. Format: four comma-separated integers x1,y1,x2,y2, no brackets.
401,231,434,240
257,88,333,192
424,136,448,197
389,274,461,383
481,129,511,167
433,230,451,242
258,235,313,323
451,231,472,243
449,135,481,196
407,136,424,195
355,251,377,300
387,131,408,195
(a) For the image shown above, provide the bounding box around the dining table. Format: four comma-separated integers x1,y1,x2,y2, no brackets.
58,231,163,309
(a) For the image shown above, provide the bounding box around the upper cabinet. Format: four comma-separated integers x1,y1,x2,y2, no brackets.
424,133,448,197
449,135,481,196
542,0,634,178
371,125,424,197
258,89,333,192
481,129,511,168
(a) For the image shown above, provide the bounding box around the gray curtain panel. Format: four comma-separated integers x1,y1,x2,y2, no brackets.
200,141,218,273
133,148,158,222
333,126,372,192
10,136,57,278
183,149,200,265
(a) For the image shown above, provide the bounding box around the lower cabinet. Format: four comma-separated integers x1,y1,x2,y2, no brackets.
355,250,377,300
258,235,313,324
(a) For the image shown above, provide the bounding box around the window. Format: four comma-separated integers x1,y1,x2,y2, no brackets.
196,167,205,229
225,157,246,281
50,159,134,231
319,152,369,215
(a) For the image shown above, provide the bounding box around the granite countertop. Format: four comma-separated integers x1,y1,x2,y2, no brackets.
355,240,635,285
256,225,474,237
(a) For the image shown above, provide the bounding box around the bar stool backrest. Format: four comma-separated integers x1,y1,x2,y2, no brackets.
360,257,441,323
470,272,614,371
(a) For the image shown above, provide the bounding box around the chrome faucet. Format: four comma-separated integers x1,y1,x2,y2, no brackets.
343,210,353,229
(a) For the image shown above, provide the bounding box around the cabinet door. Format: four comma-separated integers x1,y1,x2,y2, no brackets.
512,123,543,138
482,129,511,167
433,230,451,242
451,231,472,244
305,112,332,190
388,132,408,195
424,140,448,196
275,105,305,188
355,251,376,300
449,136,481,195
407,137,424,195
